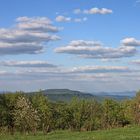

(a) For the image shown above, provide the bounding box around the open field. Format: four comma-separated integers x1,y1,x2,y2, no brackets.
1,126,140,140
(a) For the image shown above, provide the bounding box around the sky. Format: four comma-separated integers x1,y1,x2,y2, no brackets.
0,0,140,93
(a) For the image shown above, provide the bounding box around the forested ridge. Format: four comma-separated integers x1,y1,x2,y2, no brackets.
0,91,140,135
29,89,132,102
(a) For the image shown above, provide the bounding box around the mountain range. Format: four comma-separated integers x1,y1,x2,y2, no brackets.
0,89,135,102
30,89,134,102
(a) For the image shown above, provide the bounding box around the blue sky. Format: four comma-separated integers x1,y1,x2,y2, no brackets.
0,0,140,93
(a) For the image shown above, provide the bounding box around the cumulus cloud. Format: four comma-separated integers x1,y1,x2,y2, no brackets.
55,40,137,59
121,37,140,46
0,17,60,55
0,42,44,55
16,16,59,32
0,29,59,44
55,15,87,23
0,60,57,68
55,15,71,22
74,7,113,15
69,40,102,46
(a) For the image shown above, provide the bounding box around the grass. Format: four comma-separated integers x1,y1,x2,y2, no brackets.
1,126,140,140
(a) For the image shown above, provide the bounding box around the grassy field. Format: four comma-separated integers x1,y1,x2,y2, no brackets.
1,126,140,140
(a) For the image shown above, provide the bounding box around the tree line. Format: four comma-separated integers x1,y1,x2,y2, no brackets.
0,91,140,135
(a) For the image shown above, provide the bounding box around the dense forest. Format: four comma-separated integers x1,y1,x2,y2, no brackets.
0,91,140,135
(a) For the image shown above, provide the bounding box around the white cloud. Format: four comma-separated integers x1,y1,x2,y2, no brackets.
69,40,102,46
55,40,137,59
70,66,129,73
55,15,87,23
0,42,44,55
16,16,59,32
55,15,71,22
74,7,113,15
0,29,59,43
0,17,60,55
121,37,140,46
0,60,57,68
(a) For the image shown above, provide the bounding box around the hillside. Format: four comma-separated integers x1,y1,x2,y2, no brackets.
30,89,132,102
36,89,95,102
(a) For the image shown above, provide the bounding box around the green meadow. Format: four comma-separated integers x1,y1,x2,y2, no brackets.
1,126,140,140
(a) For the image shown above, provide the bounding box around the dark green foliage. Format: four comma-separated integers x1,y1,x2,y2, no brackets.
102,99,128,129
31,93,52,134
0,93,20,134
0,90,139,135
131,91,140,124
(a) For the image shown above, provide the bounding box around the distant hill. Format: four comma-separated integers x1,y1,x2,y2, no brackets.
30,89,133,102
0,89,133,102
92,91,135,101
35,89,96,102
93,91,135,97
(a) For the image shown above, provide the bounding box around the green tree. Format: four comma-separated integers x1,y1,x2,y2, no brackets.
82,100,102,131
51,102,73,130
0,93,19,134
14,95,39,134
102,99,127,129
69,98,102,131
31,92,52,134
132,91,140,125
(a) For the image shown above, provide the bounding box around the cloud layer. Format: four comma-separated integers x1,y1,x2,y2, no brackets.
70,66,129,73
0,60,57,68
55,40,137,59
0,17,60,55
0,64,131,81
0,62,139,92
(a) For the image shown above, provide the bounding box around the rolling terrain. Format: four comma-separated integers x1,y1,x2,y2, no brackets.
29,89,133,102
